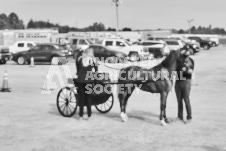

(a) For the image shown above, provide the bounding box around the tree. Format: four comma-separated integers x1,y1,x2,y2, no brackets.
0,12,24,29
122,27,132,31
8,12,24,29
0,14,10,29
190,26,196,33
178,29,185,34
86,22,105,31
46,20,51,28
27,19,35,28
59,26,70,33
0,19,9,29
106,27,116,31
0,13,8,20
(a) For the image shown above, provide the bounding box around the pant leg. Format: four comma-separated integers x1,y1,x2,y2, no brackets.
181,80,192,119
175,81,183,119
84,84,93,117
86,94,92,117
78,84,85,117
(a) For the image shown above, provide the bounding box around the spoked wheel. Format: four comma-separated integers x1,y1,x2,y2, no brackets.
57,87,78,117
95,93,114,113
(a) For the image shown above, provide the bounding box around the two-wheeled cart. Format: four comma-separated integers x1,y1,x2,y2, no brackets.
56,73,115,117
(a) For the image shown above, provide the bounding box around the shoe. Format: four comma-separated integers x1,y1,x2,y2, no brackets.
87,116,92,121
185,119,192,124
165,118,171,123
173,117,184,122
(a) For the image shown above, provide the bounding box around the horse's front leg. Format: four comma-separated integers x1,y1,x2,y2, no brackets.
118,85,134,122
160,92,169,126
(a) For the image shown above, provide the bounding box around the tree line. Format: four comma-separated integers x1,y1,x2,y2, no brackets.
0,12,226,35
0,13,24,29
27,20,132,32
173,25,226,35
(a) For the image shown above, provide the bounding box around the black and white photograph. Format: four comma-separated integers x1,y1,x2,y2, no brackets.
0,0,226,150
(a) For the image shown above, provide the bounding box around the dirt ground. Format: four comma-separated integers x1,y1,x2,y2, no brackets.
0,46,226,151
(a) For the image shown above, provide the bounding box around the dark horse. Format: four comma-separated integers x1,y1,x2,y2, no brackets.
118,50,182,126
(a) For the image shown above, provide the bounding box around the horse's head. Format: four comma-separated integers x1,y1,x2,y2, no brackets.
180,47,192,57
161,50,181,68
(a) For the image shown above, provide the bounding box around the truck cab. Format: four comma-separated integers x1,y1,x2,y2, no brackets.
68,38,93,51
9,41,37,54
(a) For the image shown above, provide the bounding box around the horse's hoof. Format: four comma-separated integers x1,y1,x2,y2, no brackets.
121,113,128,122
161,120,167,126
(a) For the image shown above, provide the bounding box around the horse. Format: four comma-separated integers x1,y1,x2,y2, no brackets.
117,50,183,126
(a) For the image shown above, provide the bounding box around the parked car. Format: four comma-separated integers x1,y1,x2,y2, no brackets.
205,37,219,47
169,37,200,53
9,41,37,54
183,39,200,52
138,40,171,56
88,44,127,63
101,38,149,61
0,46,11,64
12,43,72,65
164,39,184,51
187,36,213,50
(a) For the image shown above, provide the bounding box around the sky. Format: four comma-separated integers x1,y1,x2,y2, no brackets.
0,0,226,30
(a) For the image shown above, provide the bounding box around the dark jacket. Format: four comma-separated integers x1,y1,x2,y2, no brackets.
76,54,98,83
177,56,194,80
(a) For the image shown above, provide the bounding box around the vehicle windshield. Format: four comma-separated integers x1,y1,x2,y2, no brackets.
87,39,94,45
181,40,186,45
198,37,205,40
124,40,132,46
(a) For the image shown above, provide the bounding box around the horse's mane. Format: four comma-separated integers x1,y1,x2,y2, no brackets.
150,50,179,71
120,50,179,74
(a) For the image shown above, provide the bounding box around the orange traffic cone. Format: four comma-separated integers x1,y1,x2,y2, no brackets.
42,74,52,91
30,57,35,67
1,71,11,92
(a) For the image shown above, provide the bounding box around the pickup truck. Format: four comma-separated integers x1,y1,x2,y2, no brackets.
9,41,37,54
68,38,93,50
0,46,11,64
100,38,149,61
138,40,171,56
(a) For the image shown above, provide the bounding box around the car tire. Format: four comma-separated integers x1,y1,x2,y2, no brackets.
51,57,59,65
17,56,26,65
212,43,216,47
129,52,139,62
203,44,210,50
0,60,6,64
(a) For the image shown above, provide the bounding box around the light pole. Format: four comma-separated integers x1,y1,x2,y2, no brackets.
187,19,194,34
112,0,122,34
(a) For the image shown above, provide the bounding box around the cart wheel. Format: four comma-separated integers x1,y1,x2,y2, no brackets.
95,93,114,113
57,87,78,117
